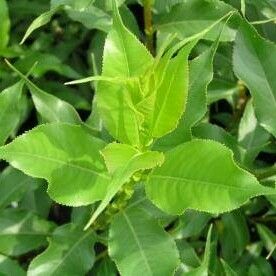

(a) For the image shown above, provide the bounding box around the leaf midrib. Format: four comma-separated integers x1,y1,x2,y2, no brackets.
122,211,153,275
48,230,93,274
151,175,263,192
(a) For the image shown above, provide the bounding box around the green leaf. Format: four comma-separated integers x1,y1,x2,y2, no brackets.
149,43,192,138
0,81,26,146
109,208,179,276
0,209,55,256
0,123,111,206
154,37,220,148
91,256,117,276
0,0,10,49
233,20,276,138
180,37,220,140
101,142,140,174
221,259,238,276
0,254,25,276
20,5,63,44
146,139,274,215
96,1,153,146
154,0,237,42
0,166,38,210
84,144,164,229
180,225,212,276
220,210,249,261
238,99,270,166
28,224,95,276
192,123,243,163
170,210,211,239
6,61,82,124
66,5,112,32
14,52,82,79
257,224,276,260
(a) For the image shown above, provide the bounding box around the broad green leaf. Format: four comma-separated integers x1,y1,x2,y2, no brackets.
84,145,164,229
192,123,244,163
154,0,237,42
0,0,10,49
0,209,55,256
20,5,63,44
109,208,179,276
238,100,270,166
6,61,81,124
0,254,25,276
0,123,111,206
28,224,95,276
0,167,38,210
146,139,274,215
233,20,276,138
97,1,153,146
0,81,26,145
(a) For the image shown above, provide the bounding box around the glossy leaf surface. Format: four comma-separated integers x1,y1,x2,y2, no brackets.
109,208,179,276
146,139,273,214
0,123,110,206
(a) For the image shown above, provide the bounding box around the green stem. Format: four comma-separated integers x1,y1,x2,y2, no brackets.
143,0,154,54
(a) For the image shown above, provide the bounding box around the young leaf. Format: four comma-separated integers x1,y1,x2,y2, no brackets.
180,36,220,140
146,139,274,215
0,123,111,206
0,166,38,210
0,81,26,145
109,208,179,276
154,36,220,148
20,5,63,44
5,61,82,124
28,224,95,276
0,254,25,276
0,209,55,256
233,20,276,138
149,42,192,138
84,144,164,229
101,142,140,174
96,0,153,146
